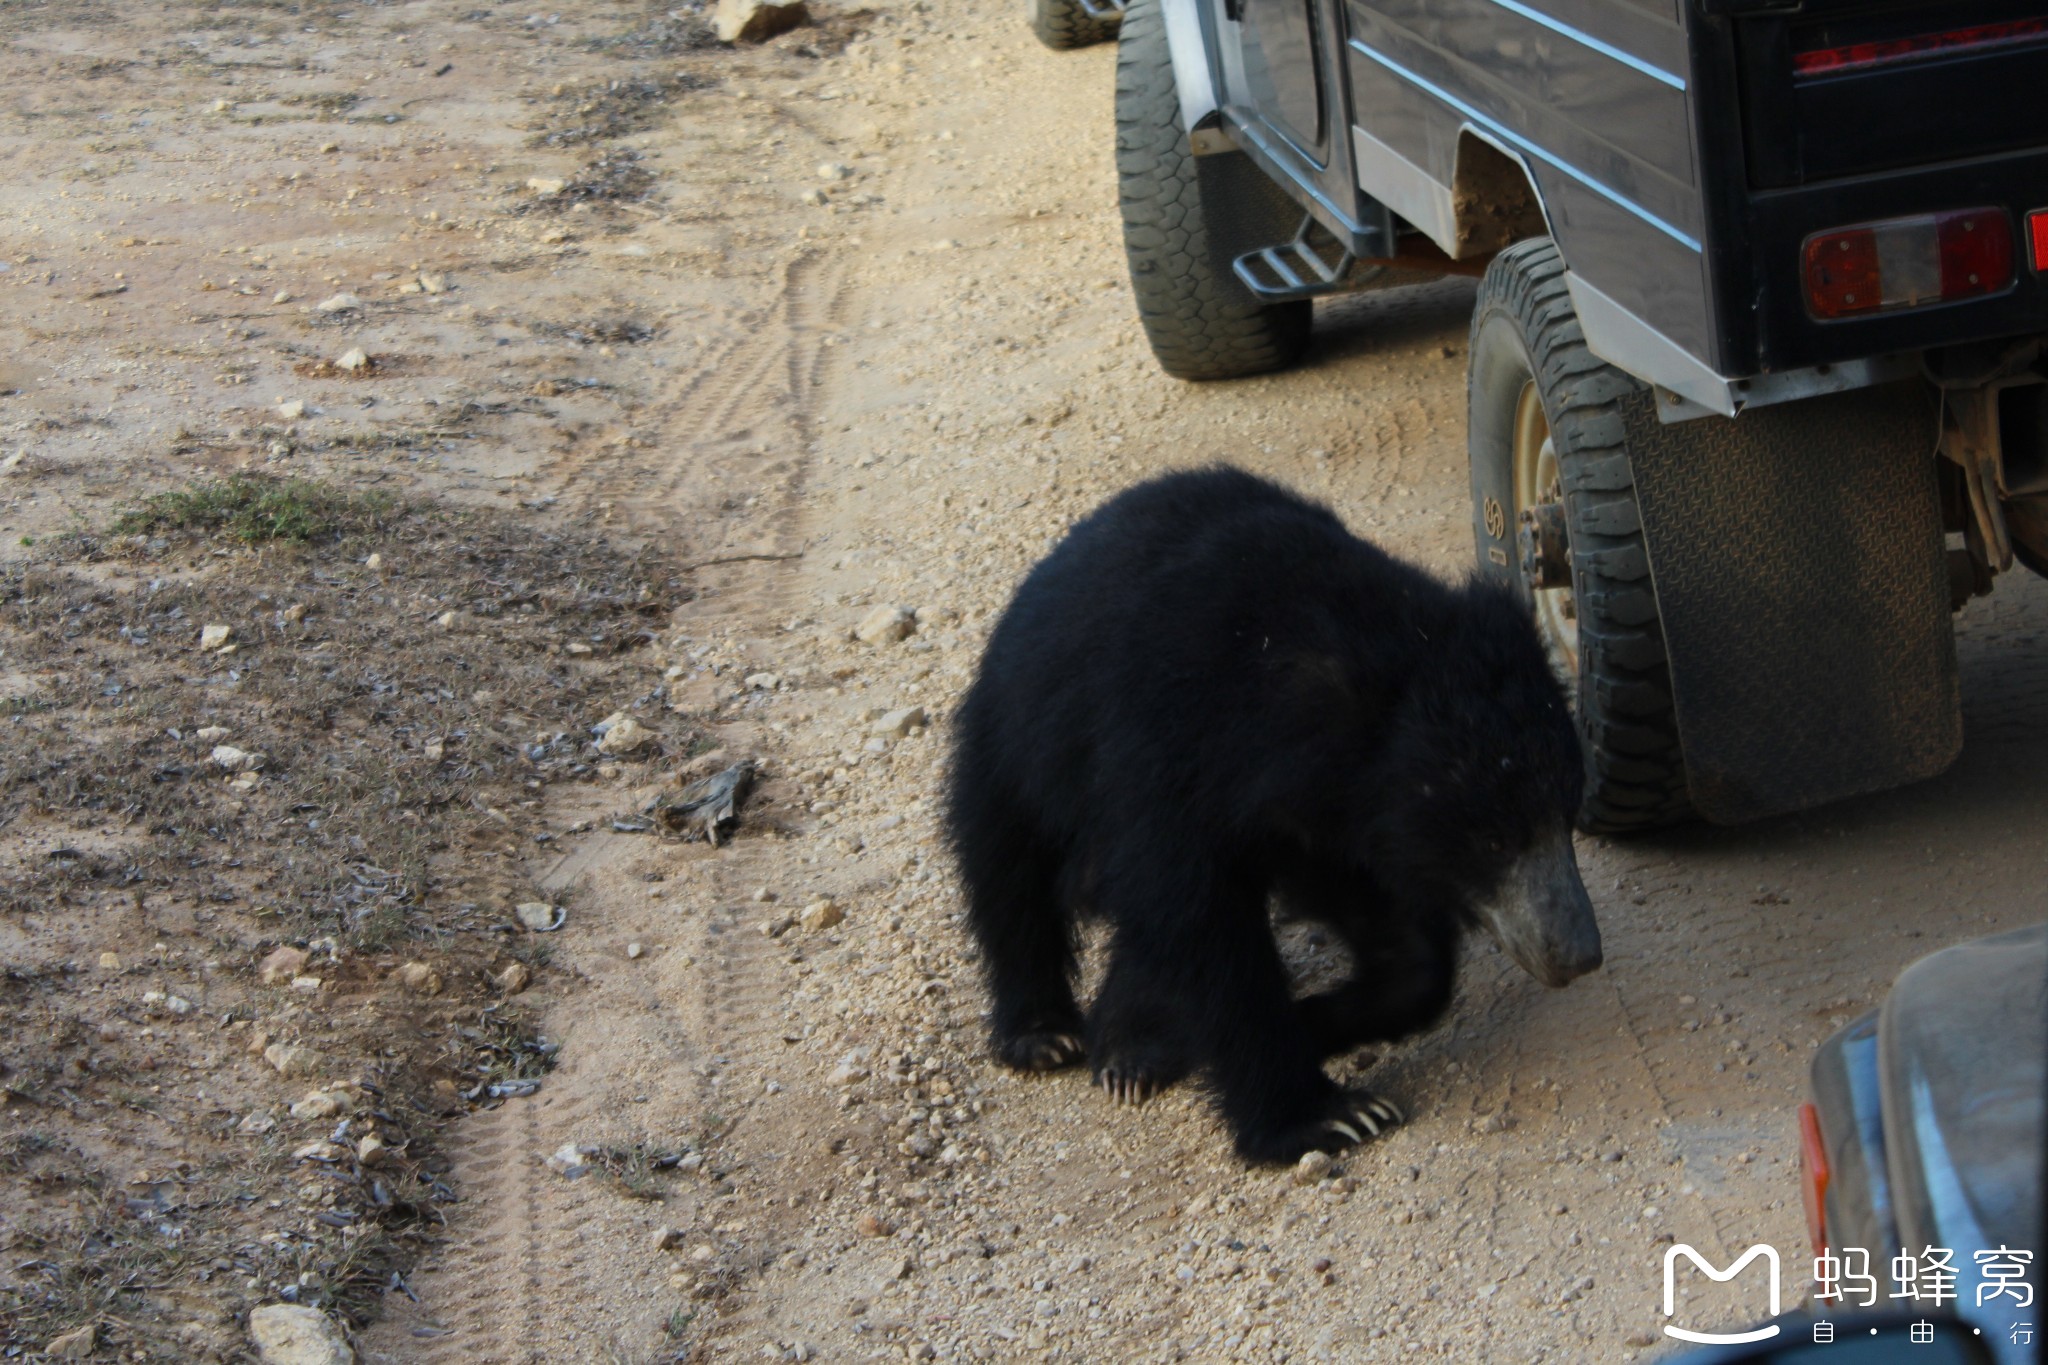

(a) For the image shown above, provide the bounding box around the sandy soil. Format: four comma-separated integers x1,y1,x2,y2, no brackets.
3,1,2047,1361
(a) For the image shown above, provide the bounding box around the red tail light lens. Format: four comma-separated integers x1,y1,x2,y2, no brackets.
1798,1102,1831,1259
2029,210,2048,274
1803,209,2013,320
1794,17,2048,80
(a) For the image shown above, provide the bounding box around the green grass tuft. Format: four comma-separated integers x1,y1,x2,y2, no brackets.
113,473,396,545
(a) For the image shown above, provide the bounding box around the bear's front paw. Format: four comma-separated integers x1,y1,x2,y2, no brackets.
994,1029,1086,1072
1095,1063,1170,1106
1091,1040,1191,1106
1238,1090,1404,1162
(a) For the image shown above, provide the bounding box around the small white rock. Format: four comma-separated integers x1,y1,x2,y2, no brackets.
395,961,442,995
195,725,232,743
799,899,844,932
264,1042,322,1078
853,605,915,645
596,715,653,755
545,1141,590,1176
526,176,566,195
277,399,306,420
364,553,384,571
712,0,810,42
248,1303,354,1365
869,705,926,738
335,347,370,372
1293,1149,1335,1185
515,902,564,932
818,162,854,181
258,946,308,983
290,1091,343,1120
626,942,645,960
44,1325,96,1361
199,623,233,650
314,291,361,313
211,744,266,773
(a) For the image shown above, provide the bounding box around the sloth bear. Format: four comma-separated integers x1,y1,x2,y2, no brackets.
944,467,1602,1163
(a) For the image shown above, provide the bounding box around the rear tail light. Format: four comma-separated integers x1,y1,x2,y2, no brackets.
1794,17,2048,80
2030,210,2048,274
1803,209,2013,320
1799,1102,1832,1260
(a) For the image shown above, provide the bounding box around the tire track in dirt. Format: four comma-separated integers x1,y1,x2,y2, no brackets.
367,1098,555,1365
541,250,846,559
666,843,858,1359
366,230,851,1364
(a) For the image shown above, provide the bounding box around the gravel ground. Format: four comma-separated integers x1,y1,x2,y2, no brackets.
2,1,2046,1361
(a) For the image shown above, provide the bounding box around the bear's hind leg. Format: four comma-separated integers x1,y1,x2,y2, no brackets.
954,786,1084,1071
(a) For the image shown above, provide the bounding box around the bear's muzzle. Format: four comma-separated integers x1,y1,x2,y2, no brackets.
1476,833,1603,988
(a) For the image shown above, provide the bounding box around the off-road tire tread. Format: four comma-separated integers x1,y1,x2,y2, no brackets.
1032,0,1120,50
1114,0,1310,380
1473,239,1692,831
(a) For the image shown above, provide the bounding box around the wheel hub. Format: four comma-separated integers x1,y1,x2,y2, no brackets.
1510,381,1579,682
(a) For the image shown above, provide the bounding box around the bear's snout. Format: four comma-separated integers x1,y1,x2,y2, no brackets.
1476,834,1603,988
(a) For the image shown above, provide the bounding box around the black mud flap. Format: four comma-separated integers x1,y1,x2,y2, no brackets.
1622,382,1959,824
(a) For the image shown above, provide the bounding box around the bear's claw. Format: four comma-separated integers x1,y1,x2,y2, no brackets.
1097,1068,1158,1106
997,1030,1086,1071
1240,1089,1406,1162
1034,1034,1084,1069
1321,1094,1403,1144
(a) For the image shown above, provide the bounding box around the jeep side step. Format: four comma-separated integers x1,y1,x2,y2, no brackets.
1234,218,1493,301
1232,217,1360,301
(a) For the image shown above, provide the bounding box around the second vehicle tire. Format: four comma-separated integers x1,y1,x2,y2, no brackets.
1031,0,1120,50
1114,0,1310,381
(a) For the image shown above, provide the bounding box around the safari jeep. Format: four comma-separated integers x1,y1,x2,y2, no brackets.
1113,0,2048,830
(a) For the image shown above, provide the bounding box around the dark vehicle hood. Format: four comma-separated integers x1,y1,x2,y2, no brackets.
1878,923,2045,1281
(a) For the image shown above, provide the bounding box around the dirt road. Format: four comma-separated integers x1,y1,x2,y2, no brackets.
4,1,2047,1361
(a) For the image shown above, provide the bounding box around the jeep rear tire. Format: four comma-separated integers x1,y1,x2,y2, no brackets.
1114,0,1310,381
1032,0,1120,49
1468,239,1693,832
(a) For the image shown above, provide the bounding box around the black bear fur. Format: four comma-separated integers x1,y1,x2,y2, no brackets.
944,466,1585,1162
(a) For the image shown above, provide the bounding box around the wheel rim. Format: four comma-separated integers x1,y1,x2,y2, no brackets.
1510,381,1579,685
